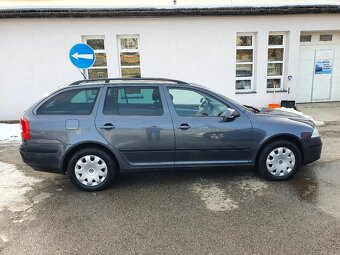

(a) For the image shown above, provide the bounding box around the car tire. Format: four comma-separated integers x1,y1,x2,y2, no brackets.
67,148,117,191
257,140,301,181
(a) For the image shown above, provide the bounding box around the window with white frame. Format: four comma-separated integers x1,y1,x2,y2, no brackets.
235,33,256,92
83,36,108,79
117,35,141,78
267,33,286,91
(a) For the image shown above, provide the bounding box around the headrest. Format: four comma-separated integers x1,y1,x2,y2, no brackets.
152,89,161,101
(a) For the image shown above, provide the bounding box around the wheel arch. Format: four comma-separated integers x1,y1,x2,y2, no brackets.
61,142,120,173
255,134,303,166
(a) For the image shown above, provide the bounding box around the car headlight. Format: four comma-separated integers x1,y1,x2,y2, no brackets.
311,128,320,138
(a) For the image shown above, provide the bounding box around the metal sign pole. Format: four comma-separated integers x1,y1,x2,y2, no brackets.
77,68,87,79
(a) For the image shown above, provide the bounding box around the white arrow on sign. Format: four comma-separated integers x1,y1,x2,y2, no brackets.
72,52,94,60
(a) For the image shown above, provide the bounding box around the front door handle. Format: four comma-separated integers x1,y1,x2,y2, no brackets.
100,123,115,130
176,123,191,130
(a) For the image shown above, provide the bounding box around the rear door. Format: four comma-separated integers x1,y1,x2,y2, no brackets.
95,85,175,167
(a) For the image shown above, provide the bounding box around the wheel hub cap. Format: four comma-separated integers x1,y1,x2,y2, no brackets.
266,147,296,177
74,155,108,187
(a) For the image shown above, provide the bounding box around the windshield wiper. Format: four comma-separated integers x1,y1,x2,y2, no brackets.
243,105,260,113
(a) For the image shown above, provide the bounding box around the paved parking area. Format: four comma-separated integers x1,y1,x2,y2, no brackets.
297,102,340,122
0,105,340,254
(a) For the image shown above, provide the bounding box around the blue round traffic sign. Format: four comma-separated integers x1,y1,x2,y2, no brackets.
69,43,96,69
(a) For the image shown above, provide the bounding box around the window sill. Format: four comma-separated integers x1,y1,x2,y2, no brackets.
266,90,288,93
235,91,257,95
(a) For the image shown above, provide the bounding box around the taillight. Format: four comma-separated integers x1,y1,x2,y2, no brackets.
20,117,30,140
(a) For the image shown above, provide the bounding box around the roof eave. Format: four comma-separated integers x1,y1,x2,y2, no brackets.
0,5,340,18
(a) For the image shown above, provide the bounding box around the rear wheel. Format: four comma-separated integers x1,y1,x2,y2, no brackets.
257,140,301,181
67,148,117,191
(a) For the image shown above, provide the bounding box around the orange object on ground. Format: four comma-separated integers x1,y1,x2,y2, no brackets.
268,103,280,109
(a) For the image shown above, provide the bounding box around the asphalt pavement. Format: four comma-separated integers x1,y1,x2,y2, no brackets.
0,117,340,254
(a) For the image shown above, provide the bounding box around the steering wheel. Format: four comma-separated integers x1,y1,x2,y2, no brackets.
197,97,214,116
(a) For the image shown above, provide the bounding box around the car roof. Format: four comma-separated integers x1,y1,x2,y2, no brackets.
70,78,191,86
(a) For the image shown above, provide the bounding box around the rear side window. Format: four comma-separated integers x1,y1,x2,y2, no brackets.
103,86,163,116
37,88,100,115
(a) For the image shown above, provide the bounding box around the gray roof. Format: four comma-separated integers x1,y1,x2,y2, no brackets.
0,5,340,18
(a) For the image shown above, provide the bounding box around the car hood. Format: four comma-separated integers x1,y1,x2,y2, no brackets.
257,108,315,127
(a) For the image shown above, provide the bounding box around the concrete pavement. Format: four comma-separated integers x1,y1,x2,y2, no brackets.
297,102,340,122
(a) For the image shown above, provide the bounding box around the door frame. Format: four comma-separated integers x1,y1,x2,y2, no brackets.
94,84,176,168
162,85,253,166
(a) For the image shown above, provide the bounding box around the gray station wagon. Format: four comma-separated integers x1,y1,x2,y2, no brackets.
19,78,322,191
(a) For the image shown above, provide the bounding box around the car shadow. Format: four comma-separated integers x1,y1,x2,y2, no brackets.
110,167,258,190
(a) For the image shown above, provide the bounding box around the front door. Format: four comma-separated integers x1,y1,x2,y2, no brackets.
95,85,175,167
165,87,253,166
312,49,334,101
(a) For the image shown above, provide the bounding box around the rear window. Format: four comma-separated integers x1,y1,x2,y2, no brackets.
103,86,163,116
37,88,100,115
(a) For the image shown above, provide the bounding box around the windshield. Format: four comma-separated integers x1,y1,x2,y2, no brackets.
216,93,249,112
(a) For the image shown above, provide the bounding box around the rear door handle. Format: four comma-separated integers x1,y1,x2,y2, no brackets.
100,123,115,130
176,123,191,130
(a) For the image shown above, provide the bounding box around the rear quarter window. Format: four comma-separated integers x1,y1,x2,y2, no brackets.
37,88,100,115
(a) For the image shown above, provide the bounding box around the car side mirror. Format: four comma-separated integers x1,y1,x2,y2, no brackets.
220,108,240,122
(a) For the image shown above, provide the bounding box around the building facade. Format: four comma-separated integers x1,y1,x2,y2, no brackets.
0,5,340,120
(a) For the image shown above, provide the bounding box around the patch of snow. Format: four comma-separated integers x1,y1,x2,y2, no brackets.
277,107,325,126
0,234,9,243
0,161,41,212
191,181,238,211
32,192,51,204
0,124,21,143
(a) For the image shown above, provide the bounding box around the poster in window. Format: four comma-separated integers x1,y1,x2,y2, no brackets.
315,60,332,74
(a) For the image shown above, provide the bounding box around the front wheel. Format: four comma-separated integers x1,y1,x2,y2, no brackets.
257,140,302,181
67,148,117,191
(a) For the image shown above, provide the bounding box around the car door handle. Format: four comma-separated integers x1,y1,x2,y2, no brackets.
176,124,191,130
100,123,115,130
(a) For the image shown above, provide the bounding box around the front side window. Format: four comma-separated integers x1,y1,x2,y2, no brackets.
83,36,108,79
267,33,287,91
168,88,228,117
117,35,141,78
235,33,256,92
38,88,99,115
103,86,163,116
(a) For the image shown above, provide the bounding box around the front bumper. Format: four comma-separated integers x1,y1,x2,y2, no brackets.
302,137,322,165
19,141,64,173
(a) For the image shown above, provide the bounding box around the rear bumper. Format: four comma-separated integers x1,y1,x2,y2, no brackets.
19,141,64,173
302,137,322,165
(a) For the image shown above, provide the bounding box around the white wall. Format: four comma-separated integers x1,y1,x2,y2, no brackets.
1,14,340,120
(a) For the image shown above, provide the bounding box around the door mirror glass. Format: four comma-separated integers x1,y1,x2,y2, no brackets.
220,108,240,121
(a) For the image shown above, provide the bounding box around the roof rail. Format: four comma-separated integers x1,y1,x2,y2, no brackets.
70,77,190,85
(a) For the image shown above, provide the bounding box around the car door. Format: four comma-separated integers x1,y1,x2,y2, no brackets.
95,85,175,167
165,86,253,166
